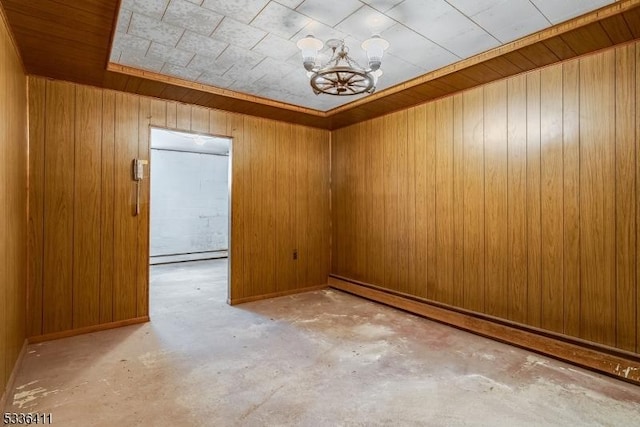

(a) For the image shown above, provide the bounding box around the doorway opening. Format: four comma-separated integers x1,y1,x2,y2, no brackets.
149,127,232,308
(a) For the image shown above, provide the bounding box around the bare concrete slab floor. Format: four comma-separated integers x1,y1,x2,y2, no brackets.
4,259,640,426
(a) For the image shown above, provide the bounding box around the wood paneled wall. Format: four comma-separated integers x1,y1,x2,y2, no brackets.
27,77,330,337
0,7,27,401
332,41,640,353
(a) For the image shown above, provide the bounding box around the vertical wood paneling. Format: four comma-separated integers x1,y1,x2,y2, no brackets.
246,117,260,296
150,99,166,127
333,131,342,272
176,103,191,130
331,127,344,275
425,103,437,301
452,94,465,307
462,88,485,312
353,123,367,280
263,120,277,293
113,93,139,321
321,128,331,285
540,65,564,333
241,117,255,297
100,91,116,323
637,41,640,355
191,106,209,133
406,108,417,295
43,80,75,333
14,69,27,373
29,78,331,335
329,41,640,354
340,126,354,278
275,123,295,292
484,81,508,319
295,124,311,287
210,110,228,136
166,102,177,129
320,127,331,285
25,42,640,356
27,77,45,336
563,60,581,337
526,71,542,327
346,125,357,279
580,51,616,346
309,127,331,287
435,98,454,305
398,112,410,294
228,114,244,301
383,113,401,291
615,43,636,352
507,74,528,323
302,126,316,284
411,106,427,298
343,125,356,278
367,120,385,285
1,12,27,396
0,18,7,391
245,118,277,294
9,36,26,365
72,85,102,328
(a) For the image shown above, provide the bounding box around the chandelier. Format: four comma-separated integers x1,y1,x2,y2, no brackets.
296,35,389,96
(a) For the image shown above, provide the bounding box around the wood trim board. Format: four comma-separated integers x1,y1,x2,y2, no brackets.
0,340,27,412
27,316,150,344
229,284,328,306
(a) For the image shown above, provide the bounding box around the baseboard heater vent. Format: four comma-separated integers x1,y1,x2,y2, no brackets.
150,250,228,265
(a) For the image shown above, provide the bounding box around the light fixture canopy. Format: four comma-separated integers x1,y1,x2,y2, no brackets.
297,35,389,96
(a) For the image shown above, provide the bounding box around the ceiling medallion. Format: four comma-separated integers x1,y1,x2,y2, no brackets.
296,35,389,96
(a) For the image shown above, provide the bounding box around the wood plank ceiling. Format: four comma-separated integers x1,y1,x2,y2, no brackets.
1,0,640,129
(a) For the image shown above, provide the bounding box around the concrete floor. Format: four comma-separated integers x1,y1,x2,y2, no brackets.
4,259,640,426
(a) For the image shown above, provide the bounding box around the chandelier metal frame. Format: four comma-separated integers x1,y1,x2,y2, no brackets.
297,36,388,97
309,40,374,96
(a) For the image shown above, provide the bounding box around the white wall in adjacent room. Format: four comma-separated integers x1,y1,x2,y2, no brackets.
150,149,229,257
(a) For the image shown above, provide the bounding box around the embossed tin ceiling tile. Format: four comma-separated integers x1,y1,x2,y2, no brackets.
251,2,311,39
163,0,224,36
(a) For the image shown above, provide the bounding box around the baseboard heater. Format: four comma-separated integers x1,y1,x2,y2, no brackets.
328,275,640,386
150,250,228,265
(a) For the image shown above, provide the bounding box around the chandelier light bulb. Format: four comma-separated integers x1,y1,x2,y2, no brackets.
296,35,324,71
362,35,389,71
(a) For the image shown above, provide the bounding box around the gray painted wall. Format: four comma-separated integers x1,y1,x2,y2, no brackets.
150,149,229,257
